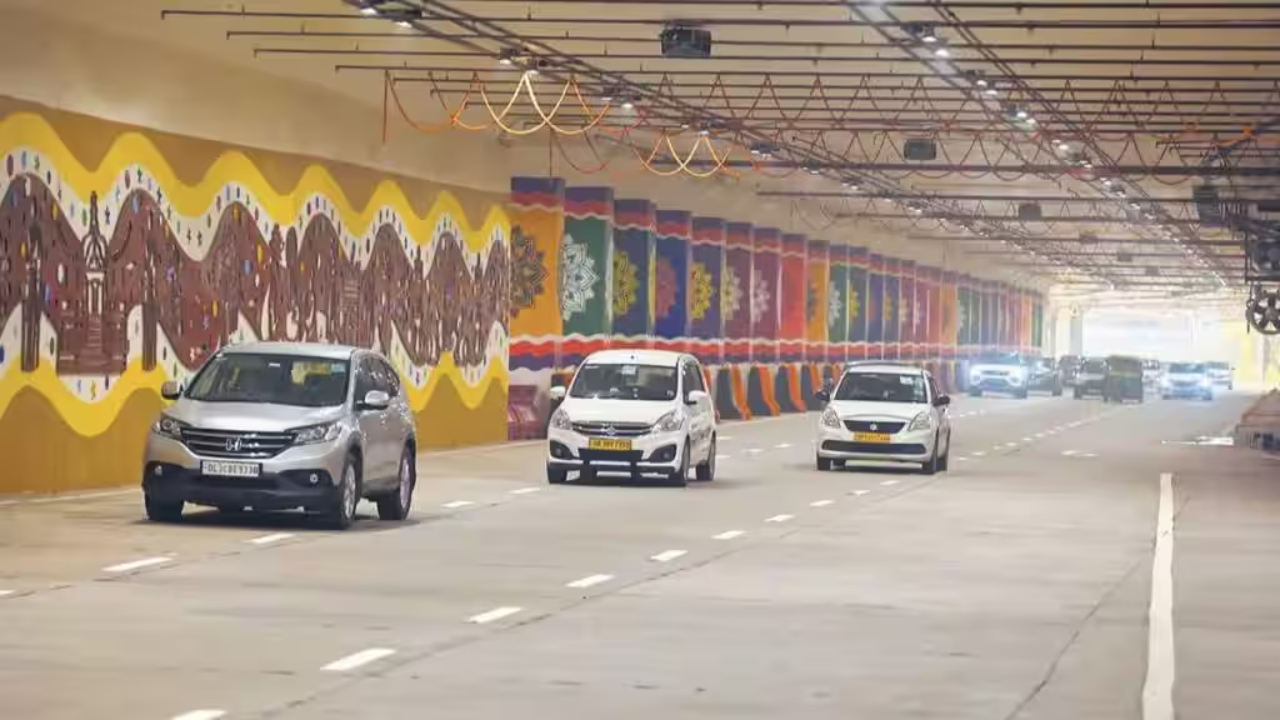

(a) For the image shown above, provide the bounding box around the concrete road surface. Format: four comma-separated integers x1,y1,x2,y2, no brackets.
2,392,1277,720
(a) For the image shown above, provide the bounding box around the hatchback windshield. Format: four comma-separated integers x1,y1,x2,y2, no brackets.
1168,362,1205,374
570,363,678,401
835,372,928,404
186,353,351,407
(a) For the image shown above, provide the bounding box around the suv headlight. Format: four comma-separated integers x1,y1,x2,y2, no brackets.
820,407,842,429
907,411,934,432
151,414,185,440
292,422,343,446
550,407,572,431
653,409,686,434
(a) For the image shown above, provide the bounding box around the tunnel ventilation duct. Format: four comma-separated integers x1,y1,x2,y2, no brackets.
1247,233,1280,278
903,138,937,161
1247,286,1280,335
660,24,712,58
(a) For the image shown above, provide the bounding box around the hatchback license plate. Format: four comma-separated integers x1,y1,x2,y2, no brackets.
201,460,262,478
587,438,633,452
852,432,892,443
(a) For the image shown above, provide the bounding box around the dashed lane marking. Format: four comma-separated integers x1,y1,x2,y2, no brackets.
0,590,14,598
809,500,835,507
247,533,295,546
321,648,398,672
971,451,987,457
719,435,733,441
566,574,614,589
851,490,871,496
764,514,795,523
442,501,475,509
650,550,689,563
746,448,765,454
716,454,731,461
171,711,227,720
510,487,541,495
103,557,172,574
775,443,793,449
879,480,900,487
1062,450,1079,456
713,530,746,540
1022,437,1034,442
467,607,524,625
1080,452,1099,458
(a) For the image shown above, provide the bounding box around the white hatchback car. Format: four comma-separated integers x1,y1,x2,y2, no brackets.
815,363,952,474
546,350,717,486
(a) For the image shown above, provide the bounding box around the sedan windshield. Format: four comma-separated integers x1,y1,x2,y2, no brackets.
835,372,928,404
1168,362,1205,374
186,354,351,407
570,364,678,401
975,352,1023,366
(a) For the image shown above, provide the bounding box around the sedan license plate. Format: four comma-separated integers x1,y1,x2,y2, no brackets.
852,432,892,444
587,438,633,452
201,460,262,478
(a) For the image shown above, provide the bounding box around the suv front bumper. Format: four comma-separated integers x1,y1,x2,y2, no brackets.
547,427,688,477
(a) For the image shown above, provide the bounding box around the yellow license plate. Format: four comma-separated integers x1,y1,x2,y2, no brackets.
587,438,633,452
852,432,892,443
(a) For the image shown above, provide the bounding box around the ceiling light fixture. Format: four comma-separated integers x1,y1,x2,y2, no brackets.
359,5,380,16
621,97,636,110
934,45,951,58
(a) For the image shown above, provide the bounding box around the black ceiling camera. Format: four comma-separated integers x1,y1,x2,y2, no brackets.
661,23,713,59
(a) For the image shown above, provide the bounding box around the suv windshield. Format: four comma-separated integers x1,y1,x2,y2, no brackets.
186,353,351,407
835,372,928,404
1168,362,1205,374
570,364,678,401
975,352,1023,366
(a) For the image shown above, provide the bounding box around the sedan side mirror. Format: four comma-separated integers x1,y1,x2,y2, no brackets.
933,394,951,407
359,389,391,410
815,389,831,404
548,385,567,402
160,381,183,401
685,389,710,405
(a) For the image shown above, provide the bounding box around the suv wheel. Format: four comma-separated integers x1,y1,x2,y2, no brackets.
324,458,360,530
694,437,716,482
376,446,415,521
145,495,184,523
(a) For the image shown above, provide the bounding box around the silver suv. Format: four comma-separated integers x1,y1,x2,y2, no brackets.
143,343,417,529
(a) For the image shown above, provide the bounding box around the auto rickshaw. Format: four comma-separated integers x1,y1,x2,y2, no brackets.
1102,355,1144,403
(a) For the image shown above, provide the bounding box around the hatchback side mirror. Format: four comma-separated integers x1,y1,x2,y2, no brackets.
815,389,831,404
160,381,183,401
685,389,710,405
359,389,391,410
933,394,951,407
548,385,567,402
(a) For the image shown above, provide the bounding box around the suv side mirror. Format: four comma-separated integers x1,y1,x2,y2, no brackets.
359,389,391,410
933,394,951,407
548,385,567,402
685,389,709,405
160,381,183,401
815,389,831,404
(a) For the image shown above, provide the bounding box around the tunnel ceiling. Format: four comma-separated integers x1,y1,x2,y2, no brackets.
141,0,1280,302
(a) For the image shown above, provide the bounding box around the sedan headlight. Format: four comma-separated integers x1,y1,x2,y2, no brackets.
907,411,934,432
151,414,185,440
820,407,842,428
549,407,572,431
653,408,686,434
292,422,343,446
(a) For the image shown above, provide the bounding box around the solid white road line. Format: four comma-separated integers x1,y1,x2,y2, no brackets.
510,487,541,495
713,530,746,540
809,499,835,507
247,533,295,546
102,556,172,574
566,574,614,589
467,607,524,624
171,711,227,720
322,648,397,672
879,480,900,487
1143,472,1176,720
650,550,688,563
442,500,475,509
764,514,795,523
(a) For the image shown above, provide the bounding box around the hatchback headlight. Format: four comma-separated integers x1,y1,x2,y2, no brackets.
550,407,572,431
820,407,842,428
653,409,686,434
293,422,342,446
907,411,934,432
151,414,185,440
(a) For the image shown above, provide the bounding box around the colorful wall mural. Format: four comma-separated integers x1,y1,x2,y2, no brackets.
0,106,511,494
506,176,1047,425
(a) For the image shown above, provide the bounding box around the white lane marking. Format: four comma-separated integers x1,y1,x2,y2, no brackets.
956,457,971,462
467,606,524,624
713,530,746,540
764,514,795,523
775,442,793,449
171,711,227,720
1035,432,1047,438
566,574,614,589
510,487,541,495
321,647,397,672
0,590,14,598
1005,441,1020,448
650,549,688,563
1022,437,1034,442
716,454,731,461
442,500,475,509
746,448,765,454
851,489,871,496
1080,452,1099,458
719,435,734,441
103,556,172,574
992,446,1005,451
809,499,835,507
879,480,900,487
1062,450,1079,456
1143,472,1176,720
971,450,987,457
247,533,295,546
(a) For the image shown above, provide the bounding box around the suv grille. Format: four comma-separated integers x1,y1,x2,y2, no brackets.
843,420,906,434
181,428,296,459
571,421,653,437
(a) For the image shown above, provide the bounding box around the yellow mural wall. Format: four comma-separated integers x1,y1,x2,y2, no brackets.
0,100,511,495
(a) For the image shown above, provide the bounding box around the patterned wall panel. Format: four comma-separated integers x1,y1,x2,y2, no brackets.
805,238,829,364
750,227,781,365
827,243,848,364
610,199,655,349
653,210,690,351
779,232,807,363
723,222,752,364
689,216,724,366
560,186,613,365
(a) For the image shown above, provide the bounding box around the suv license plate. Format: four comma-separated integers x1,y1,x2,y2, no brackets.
852,432,891,443
587,438,633,452
201,460,262,478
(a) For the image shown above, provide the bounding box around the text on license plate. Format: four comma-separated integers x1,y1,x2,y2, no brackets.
587,438,633,452
201,460,262,478
852,432,892,443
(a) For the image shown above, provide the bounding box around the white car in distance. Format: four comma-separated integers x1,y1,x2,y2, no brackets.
546,350,717,487
815,363,953,474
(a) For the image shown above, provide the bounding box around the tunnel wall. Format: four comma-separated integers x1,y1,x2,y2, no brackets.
0,106,513,494
507,177,1047,434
